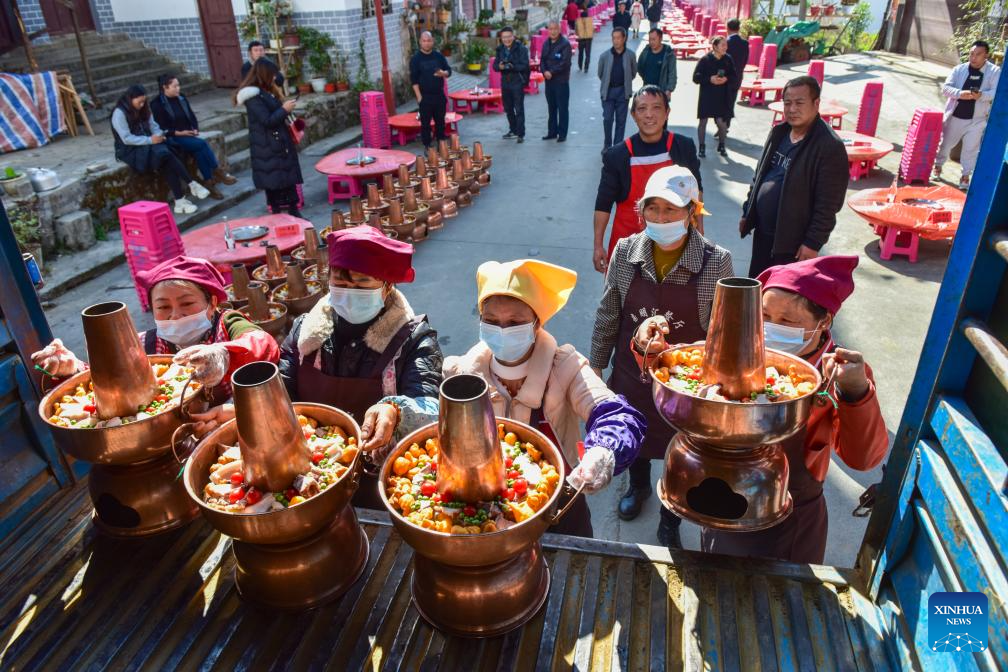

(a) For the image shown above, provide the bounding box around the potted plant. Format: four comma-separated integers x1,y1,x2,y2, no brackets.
1,167,31,198
10,203,42,270
437,2,452,24
333,47,350,91
463,41,490,73
299,26,335,93
476,9,494,36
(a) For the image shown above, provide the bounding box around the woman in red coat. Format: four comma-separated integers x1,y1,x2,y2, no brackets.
635,255,888,563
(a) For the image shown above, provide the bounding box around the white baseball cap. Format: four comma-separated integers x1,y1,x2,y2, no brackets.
638,165,709,213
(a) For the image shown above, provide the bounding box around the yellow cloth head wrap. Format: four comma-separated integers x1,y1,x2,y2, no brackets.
476,259,578,324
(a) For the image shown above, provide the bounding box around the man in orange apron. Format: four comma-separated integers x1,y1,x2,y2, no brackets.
592,85,703,274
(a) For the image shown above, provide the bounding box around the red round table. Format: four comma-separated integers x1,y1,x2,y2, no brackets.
448,88,504,114
314,147,416,203
836,130,895,181
388,112,461,146
182,214,312,279
672,42,707,59
769,100,848,129
739,78,787,107
847,185,965,262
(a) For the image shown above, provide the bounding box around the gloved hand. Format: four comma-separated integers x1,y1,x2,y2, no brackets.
31,338,86,378
173,343,230,387
567,446,616,494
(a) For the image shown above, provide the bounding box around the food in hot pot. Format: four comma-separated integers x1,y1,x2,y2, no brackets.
653,348,818,402
386,424,561,534
47,362,200,428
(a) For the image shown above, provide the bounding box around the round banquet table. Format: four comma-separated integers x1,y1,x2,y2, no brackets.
448,89,503,114
739,78,787,106
836,130,895,181
672,42,708,59
769,100,848,129
315,148,417,202
387,112,462,145
181,214,312,278
847,185,965,262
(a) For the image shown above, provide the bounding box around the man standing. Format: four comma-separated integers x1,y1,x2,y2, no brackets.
934,40,1001,190
495,26,530,143
637,28,677,100
612,2,632,32
598,27,637,149
410,31,452,149
593,85,702,272
541,21,573,142
724,19,748,127
241,41,284,87
740,76,848,276
646,0,663,27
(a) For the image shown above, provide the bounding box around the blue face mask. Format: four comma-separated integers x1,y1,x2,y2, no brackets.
479,321,537,363
328,286,386,324
764,320,820,355
644,218,689,247
155,310,212,347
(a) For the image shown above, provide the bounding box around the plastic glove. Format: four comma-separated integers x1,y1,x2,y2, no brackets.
31,338,86,378
173,343,230,387
566,445,616,494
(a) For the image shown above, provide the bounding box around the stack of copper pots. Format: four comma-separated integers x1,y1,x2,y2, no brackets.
379,374,578,636
38,301,204,536
184,361,369,609
648,278,822,531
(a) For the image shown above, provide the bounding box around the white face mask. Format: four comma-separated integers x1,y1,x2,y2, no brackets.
328,286,386,324
764,320,820,355
479,321,537,363
155,310,212,347
644,218,689,247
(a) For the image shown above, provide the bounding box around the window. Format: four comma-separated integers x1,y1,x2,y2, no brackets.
363,0,393,18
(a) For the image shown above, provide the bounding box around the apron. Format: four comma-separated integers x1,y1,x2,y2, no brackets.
607,132,676,260
700,427,827,564
296,315,424,509
530,406,593,538
608,246,712,460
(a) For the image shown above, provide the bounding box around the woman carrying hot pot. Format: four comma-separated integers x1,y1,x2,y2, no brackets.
590,165,734,551
440,259,647,537
31,256,280,422
277,225,444,508
691,255,888,563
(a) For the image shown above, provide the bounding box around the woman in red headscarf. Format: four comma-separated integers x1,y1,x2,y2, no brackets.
635,255,889,563
31,256,280,430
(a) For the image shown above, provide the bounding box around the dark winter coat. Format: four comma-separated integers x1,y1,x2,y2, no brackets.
236,86,303,191
742,116,850,255
612,10,632,31
540,36,573,82
692,53,738,119
726,33,749,83
646,0,662,23
150,94,199,136
494,41,530,87
279,289,443,402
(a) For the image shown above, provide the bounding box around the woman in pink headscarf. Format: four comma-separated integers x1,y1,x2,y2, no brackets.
31,255,279,431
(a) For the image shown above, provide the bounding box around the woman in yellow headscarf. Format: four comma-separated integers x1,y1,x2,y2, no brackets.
442,259,647,537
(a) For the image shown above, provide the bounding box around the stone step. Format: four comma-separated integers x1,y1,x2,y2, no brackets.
200,113,247,138
89,65,206,101
227,148,251,174
224,129,250,155
83,75,214,126
0,39,155,71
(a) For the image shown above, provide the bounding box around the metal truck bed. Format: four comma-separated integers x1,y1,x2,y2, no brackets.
1,479,898,671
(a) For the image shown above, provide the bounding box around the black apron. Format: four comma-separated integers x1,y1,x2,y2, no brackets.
295,315,424,509
699,427,828,564
608,247,712,460
530,407,593,538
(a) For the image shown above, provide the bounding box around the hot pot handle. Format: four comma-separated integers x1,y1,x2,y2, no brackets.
549,483,585,525
171,422,199,464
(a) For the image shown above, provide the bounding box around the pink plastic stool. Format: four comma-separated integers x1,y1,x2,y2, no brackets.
488,57,501,88
328,175,362,203
747,36,763,66
759,44,777,79
877,225,920,262
807,60,824,87
117,201,184,310
856,81,884,137
359,91,391,149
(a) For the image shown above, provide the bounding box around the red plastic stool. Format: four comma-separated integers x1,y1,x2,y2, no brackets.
117,200,185,310
327,175,362,203
759,44,778,79
877,225,920,262
856,81,884,137
807,60,824,87
359,91,392,149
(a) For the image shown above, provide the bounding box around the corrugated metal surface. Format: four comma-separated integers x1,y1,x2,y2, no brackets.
0,482,897,671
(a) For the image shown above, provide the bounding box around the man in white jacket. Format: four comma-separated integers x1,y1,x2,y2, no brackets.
934,40,1001,190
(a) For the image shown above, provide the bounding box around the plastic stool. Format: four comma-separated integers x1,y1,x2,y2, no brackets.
747,36,763,66
877,226,919,262
807,60,824,87
759,44,777,79
359,91,392,149
117,200,185,310
328,175,362,203
856,81,884,137
488,58,501,88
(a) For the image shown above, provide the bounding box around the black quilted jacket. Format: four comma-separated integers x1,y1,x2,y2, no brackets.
236,86,303,191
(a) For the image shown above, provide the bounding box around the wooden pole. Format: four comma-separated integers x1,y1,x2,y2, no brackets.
374,0,397,113
59,0,100,105
10,1,39,72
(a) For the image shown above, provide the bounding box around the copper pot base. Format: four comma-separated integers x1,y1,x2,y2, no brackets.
657,433,793,532
442,201,459,218
232,504,370,610
411,542,549,638
89,451,199,537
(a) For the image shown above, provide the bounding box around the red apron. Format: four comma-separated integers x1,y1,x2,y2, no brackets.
608,244,712,460
607,132,676,260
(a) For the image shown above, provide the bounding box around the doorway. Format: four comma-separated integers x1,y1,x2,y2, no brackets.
197,0,244,87
39,0,95,36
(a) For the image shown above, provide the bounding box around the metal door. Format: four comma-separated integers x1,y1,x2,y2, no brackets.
197,0,244,87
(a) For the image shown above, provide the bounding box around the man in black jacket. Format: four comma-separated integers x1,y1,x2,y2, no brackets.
740,76,849,276
540,21,573,142
410,31,453,148
645,0,662,25
725,19,748,128
494,26,530,142
612,2,632,31
241,41,284,87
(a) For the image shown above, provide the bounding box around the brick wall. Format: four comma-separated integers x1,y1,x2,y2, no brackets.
16,0,51,43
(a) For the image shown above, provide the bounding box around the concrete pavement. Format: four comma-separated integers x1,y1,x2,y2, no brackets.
42,28,959,567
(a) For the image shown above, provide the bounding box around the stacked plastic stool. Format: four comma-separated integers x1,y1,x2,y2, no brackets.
856,81,884,137
899,108,944,183
807,60,825,87
488,57,501,89
360,91,392,150
759,44,777,79
118,201,185,311
746,35,763,70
